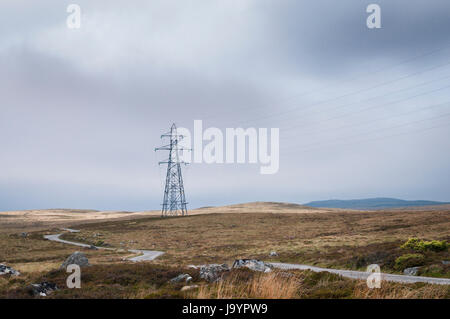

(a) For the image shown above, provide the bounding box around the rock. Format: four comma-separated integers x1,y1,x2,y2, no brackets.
181,285,199,292
188,264,230,282
170,274,193,284
269,251,278,257
442,261,450,265
199,264,230,282
0,264,20,276
30,282,58,296
232,259,273,273
60,251,90,269
403,267,420,276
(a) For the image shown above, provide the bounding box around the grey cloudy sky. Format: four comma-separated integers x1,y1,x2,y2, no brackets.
1,0,450,211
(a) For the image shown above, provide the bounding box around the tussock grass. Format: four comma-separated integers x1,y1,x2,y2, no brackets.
353,281,449,299
196,271,300,299
194,269,450,299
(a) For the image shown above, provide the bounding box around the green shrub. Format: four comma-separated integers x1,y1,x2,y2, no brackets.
400,238,448,252
400,238,421,250
394,254,425,270
421,240,448,252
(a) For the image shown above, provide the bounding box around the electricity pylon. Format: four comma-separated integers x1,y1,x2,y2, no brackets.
155,123,189,217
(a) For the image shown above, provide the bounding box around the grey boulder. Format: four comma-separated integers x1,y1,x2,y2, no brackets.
199,264,230,282
60,251,90,269
30,282,58,297
0,264,20,276
232,259,273,273
403,267,420,276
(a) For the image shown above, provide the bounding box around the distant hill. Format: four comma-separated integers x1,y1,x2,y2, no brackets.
303,198,450,210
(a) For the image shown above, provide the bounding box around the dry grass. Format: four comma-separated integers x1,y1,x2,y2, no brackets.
353,281,449,299
194,269,449,299
1,260,448,299
196,272,299,299
1,202,449,299
0,231,129,279
63,208,449,272
13,261,62,274
0,263,200,299
0,209,160,233
0,202,337,234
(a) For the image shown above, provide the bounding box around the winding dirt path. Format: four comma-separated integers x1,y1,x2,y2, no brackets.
270,262,450,285
44,233,164,262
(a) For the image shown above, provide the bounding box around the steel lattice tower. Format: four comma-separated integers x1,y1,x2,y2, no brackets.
155,124,189,217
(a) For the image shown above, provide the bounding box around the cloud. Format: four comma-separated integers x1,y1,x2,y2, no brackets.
0,1,449,210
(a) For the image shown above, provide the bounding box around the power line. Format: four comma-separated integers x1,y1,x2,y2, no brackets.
282,100,450,141
238,59,450,127
281,110,450,153
280,72,450,135
203,44,450,122
288,120,450,155
280,82,450,137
